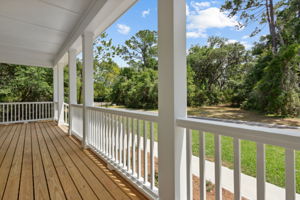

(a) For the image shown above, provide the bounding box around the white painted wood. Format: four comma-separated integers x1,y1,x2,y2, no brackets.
199,131,206,200
0,102,54,124
118,115,122,163
234,138,241,200
150,122,155,189
87,106,158,122
57,62,65,125
157,0,187,198
0,0,137,68
137,119,141,179
53,65,58,120
82,31,94,148
144,120,148,184
127,117,131,171
68,48,77,135
132,118,136,175
114,114,118,160
176,117,300,150
215,134,222,200
186,129,193,200
256,143,265,200
123,116,126,167
285,148,295,200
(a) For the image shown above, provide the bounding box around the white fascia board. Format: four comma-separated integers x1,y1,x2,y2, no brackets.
54,0,137,65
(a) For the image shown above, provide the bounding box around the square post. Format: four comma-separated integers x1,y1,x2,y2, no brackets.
53,66,58,120
82,31,94,148
57,62,65,125
68,49,77,135
158,0,187,199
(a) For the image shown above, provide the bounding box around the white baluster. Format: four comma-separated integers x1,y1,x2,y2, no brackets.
234,138,241,200
256,142,265,200
186,129,192,200
285,148,295,200
214,134,222,200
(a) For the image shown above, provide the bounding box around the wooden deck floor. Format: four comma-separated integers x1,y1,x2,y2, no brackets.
0,121,148,200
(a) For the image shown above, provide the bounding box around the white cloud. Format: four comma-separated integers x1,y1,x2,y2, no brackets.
186,3,239,39
226,39,253,49
241,41,253,49
186,4,190,16
191,1,211,12
242,35,249,40
187,31,207,38
117,24,131,35
226,39,238,44
142,9,150,17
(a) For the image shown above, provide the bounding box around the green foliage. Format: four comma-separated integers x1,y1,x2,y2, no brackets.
94,61,120,102
243,45,300,116
0,64,53,102
120,30,158,70
187,36,252,106
110,68,158,109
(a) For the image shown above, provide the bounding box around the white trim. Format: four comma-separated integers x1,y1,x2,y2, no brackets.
176,117,300,150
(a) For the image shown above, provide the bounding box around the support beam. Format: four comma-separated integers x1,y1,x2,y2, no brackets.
82,31,94,148
57,62,65,125
157,0,187,199
53,66,58,120
68,49,77,135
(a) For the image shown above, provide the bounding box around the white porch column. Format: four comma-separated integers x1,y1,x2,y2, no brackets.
57,62,65,125
53,66,58,120
82,31,94,148
68,49,77,135
158,0,187,199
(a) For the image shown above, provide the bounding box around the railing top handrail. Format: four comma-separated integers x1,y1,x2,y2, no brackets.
87,106,158,122
70,104,83,108
177,117,300,150
0,102,54,104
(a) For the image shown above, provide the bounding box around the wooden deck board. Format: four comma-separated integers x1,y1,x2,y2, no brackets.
37,122,82,200
0,124,21,199
0,122,148,200
52,122,145,200
19,123,34,200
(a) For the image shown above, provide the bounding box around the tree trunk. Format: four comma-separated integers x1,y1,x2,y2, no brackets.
266,0,277,54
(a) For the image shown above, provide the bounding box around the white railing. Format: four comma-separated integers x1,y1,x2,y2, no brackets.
86,106,159,199
0,102,54,124
176,117,300,200
64,103,69,125
70,104,83,138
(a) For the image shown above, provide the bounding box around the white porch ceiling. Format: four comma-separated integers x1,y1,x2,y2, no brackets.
0,0,136,67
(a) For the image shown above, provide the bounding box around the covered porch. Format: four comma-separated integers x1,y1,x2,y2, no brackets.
0,0,300,199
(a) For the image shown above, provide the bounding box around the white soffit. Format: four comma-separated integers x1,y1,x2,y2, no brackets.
0,0,136,68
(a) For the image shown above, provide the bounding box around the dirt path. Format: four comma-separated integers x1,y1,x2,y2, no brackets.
105,104,300,128
188,105,300,128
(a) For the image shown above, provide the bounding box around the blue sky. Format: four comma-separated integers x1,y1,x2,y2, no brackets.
103,0,268,67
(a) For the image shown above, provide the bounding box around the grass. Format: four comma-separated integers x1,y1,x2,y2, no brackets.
103,104,300,193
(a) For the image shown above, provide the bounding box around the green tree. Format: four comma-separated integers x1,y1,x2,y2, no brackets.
121,30,158,70
110,68,158,109
221,0,282,53
0,64,53,102
187,37,251,106
94,61,120,102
